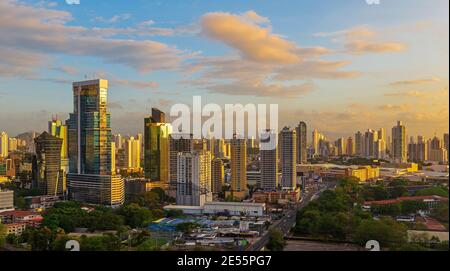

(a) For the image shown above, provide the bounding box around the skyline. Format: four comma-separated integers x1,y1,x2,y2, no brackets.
0,0,449,139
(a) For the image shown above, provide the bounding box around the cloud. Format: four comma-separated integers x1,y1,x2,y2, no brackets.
0,47,47,77
210,81,314,98
384,90,427,98
389,77,441,87
315,26,406,54
92,13,131,24
378,103,413,111
200,11,300,64
273,60,359,81
0,0,189,76
111,79,159,89
108,101,124,109
346,40,406,54
53,66,78,75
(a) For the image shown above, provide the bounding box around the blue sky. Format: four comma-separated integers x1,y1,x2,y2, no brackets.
0,0,448,140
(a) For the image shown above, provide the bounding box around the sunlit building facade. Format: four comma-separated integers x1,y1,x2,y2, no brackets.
144,108,171,183
66,79,124,206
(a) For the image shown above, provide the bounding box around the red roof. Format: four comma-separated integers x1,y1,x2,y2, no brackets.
364,195,447,206
0,210,41,217
424,217,447,231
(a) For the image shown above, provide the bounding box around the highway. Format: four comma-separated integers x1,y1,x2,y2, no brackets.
248,182,334,251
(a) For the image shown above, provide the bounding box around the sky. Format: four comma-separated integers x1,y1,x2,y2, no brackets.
0,0,448,141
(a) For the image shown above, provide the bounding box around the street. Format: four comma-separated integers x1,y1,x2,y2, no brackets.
248,182,335,251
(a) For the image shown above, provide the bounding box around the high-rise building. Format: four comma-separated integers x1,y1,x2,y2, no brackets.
211,158,225,194
8,138,18,153
312,129,320,157
334,137,346,156
428,136,448,163
296,122,307,164
114,134,123,150
229,135,247,199
176,151,212,206
111,142,116,174
49,118,69,175
355,131,363,156
346,137,355,156
260,130,278,191
408,136,428,162
279,127,297,190
0,132,8,158
363,129,378,158
125,136,141,170
444,133,449,162
169,133,193,194
144,108,171,183
66,79,124,206
33,131,65,196
392,121,407,163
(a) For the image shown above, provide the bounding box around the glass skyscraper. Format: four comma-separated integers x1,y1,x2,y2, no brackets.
144,108,171,184
66,79,124,206
33,131,65,196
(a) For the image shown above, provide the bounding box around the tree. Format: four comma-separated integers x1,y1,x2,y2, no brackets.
371,203,401,216
353,217,407,248
401,200,428,214
431,202,449,223
266,228,286,251
116,204,153,228
414,187,449,198
0,223,6,248
136,237,168,251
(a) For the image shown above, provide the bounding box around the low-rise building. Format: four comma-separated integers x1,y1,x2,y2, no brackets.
163,201,266,217
0,210,43,227
5,223,27,235
252,188,301,204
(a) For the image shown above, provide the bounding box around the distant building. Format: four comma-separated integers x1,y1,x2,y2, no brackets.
296,122,307,164
211,158,224,194
260,130,278,191
279,127,297,190
0,189,14,212
408,136,428,162
0,132,8,158
253,189,301,204
392,121,407,163
228,135,247,200
355,131,363,157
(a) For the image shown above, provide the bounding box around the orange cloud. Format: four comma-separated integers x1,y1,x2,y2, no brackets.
389,77,441,87
201,12,300,64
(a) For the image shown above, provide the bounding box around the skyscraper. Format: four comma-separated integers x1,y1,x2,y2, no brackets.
176,151,212,206
346,137,355,156
66,79,124,206
444,133,449,162
0,132,8,158
364,129,378,158
33,132,65,196
312,129,320,157
296,122,307,164
355,131,363,157
144,108,171,183
334,137,346,156
392,121,407,163
169,133,193,195
279,127,297,190
408,136,428,162
211,158,225,194
125,136,141,170
260,130,278,191
49,118,69,176
229,134,247,200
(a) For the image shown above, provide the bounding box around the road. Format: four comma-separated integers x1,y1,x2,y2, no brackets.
248,182,335,251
